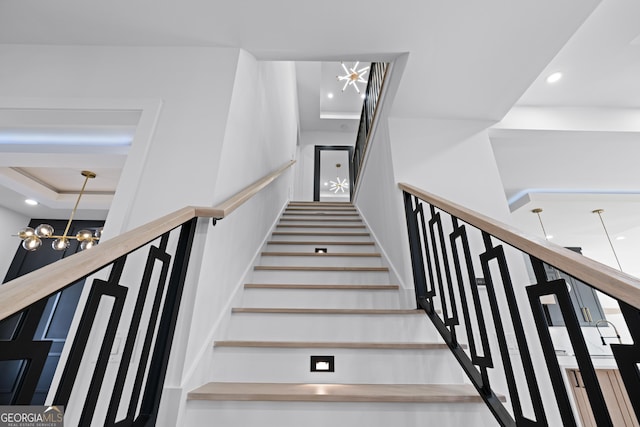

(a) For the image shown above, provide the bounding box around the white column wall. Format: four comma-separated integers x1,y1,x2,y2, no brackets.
353,120,412,289
0,44,241,229
293,131,355,201
160,54,299,426
0,206,29,282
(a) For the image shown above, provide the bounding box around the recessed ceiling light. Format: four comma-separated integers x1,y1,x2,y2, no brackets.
616,236,626,240
546,72,563,83
25,199,38,206
546,235,554,240
324,182,329,186
327,93,334,99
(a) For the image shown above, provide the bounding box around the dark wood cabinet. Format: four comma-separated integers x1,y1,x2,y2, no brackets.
542,247,606,327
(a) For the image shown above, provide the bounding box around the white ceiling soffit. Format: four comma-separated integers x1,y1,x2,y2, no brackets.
0,108,140,218
0,1,600,124
296,62,359,133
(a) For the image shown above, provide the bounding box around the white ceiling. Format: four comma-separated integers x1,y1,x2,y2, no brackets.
0,109,138,219
1,0,640,271
488,0,640,274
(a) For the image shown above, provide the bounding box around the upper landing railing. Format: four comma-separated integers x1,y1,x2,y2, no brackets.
0,160,294,426
352,62,388,193
400,182,640,427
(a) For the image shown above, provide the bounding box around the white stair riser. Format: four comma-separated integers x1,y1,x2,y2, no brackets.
270,234,372,242
209,347,465,384
265,243,377,253
284,210,358,214
225,313,440,342
185,401,499,427
240,288,401,309
279,220,363,226
250,270,390,284
258,255,383,267
275,226,367,233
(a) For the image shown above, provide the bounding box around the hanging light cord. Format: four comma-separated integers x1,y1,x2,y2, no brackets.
532,208,549,241
592,209,623,272
61,171,94,239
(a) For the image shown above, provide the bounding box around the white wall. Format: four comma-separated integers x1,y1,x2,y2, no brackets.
160,54,298,426
0,45,298,425
0,206,29,282
293,131,355,201
354,120,412,288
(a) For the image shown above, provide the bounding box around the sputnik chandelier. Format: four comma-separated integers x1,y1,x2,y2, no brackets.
329,163,349,194
337,61,369,93
17,170,102,251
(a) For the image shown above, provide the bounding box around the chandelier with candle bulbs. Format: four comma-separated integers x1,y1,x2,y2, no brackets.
17,170,102,251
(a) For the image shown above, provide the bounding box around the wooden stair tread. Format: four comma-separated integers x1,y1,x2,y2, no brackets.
282,211,360,217
272,231,369,236
261,252,381,257
280,218,363,222
267,241,374,246
254,266,388,272
214,340,448,350
277,224,366,229
232,308,422,315
188,382,486,403
286,206,357,210
244,284,399,290
288,202,353,206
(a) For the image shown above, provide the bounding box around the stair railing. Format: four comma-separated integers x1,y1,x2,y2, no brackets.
400,182,640,427
0,160,294,426
351,62,388,195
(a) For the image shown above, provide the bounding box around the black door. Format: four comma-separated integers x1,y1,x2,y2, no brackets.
0,219,104,404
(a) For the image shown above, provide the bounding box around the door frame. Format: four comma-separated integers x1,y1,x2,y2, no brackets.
313,145,354,202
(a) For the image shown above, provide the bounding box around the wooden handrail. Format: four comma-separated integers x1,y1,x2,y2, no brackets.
0,160,295,321
399,182,640,310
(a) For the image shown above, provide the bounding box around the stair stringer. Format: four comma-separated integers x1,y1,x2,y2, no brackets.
354,203,415,307
157,198,290,427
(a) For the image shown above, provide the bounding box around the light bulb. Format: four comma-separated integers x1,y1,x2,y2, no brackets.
22,235,42,251
76,229,93,241
80,240,95,250
18,227,36,239
52,237,70,251
35,224,55,238
94,227,103,239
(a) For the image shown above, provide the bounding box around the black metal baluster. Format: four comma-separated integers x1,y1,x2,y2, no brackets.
54,257,128,407
449,218,493,390
105,236,171,426
429,206,459,340
480,232,547,425
416,200,436,304
403,191,428,304
527,257,580,427
137,218,197,426
125,238,173,424
0,299,52,404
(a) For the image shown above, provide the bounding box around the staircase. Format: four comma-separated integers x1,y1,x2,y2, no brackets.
186,202,499,426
